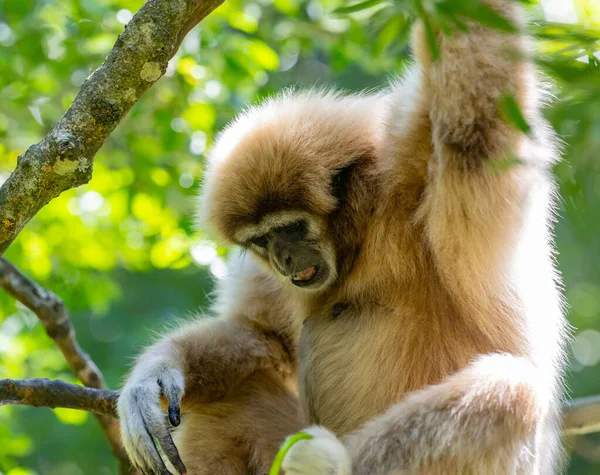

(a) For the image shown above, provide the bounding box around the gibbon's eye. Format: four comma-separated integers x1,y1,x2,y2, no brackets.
273,220,307,239
280,220,305,234
251,235,269,249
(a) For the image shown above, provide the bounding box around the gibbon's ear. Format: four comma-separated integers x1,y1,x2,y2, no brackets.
331,166,352,202
330,158,363,206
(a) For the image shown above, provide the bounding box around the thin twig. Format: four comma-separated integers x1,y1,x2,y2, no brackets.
563,394,600,436
0,259,105,387
0,379,118,417
0,258,130,472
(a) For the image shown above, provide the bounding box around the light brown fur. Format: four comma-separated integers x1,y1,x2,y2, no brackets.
118,2,567,474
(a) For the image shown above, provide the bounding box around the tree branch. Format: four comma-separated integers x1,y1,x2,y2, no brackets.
0,0,224,256
0,259,106,388
0,0,224,470
563,395,600,436
0,379,118,417
3,377,600,437
0,258,131,472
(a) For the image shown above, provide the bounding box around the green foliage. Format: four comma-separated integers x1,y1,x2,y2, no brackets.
0,0,598,473
501,94,532,134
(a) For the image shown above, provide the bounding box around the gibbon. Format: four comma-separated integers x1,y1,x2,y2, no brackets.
118,1,568,474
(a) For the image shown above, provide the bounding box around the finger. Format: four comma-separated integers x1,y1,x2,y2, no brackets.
143,406,187,475
158,429,187,475
124,417,164,475
158,373,183,427
142,424,174,475
120,403,156,473
168,402,181,427
126,400,172,475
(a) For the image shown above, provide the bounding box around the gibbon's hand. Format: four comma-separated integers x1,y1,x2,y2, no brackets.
117,364,187,475
281,426,352,475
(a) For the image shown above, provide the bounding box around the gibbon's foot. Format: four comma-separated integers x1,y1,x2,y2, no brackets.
281,426,352,475
118,365,187,475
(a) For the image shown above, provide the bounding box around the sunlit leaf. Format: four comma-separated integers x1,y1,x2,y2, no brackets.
248,40,279,71
7,467,34,475
54,408,89,425
575,0,600,28
229,11,259,33
459,3,518,33
182,103,217,131
274,0,300,15
333,0,387,15
500,94,531,134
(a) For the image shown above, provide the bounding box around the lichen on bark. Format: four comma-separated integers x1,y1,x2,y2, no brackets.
0,0,224,256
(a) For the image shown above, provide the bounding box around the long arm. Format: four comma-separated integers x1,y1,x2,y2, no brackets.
345,353,544,474
128,314,294,409
381,0,563,361
347,3,558,473
281,353,547,475
118,253,299,474
417,0,559,307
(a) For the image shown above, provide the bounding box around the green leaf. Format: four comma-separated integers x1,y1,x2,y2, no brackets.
333,0,387,15
273,0,300,15
248,40,279,71
500,94,531,134
375,14,406,54
421,15,440,61
462,4,518,33
413,0,440,61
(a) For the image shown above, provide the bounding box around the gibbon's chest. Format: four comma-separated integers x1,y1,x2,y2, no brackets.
298,303,407,434
297,299,479,435
296,303,424,435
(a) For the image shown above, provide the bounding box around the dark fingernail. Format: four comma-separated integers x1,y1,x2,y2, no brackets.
168,404,181,426
173,458,187,475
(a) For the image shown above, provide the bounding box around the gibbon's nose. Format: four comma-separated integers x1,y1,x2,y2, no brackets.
272,240,294,274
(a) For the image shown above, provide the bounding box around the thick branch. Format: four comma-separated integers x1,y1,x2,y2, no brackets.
0,0,224,255
3,377,600,438
0,379,118,417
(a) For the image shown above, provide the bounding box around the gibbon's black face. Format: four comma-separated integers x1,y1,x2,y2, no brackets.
244,218,335,290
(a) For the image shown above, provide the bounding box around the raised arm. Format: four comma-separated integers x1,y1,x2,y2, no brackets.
416,0,528,162
385,1,557,311
118,253,299,474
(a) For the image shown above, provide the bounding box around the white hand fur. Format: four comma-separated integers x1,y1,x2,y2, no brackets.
117,358,185,473
282,426,352,475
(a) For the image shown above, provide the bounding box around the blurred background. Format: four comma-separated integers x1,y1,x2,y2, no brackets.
0,0,599,473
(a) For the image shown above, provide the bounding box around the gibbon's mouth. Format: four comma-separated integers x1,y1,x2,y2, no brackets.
291,266,319,287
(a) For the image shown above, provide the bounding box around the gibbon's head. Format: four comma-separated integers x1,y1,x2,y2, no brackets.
200,90,381,292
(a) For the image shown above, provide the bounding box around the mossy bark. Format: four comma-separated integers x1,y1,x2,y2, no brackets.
0,0,224,255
